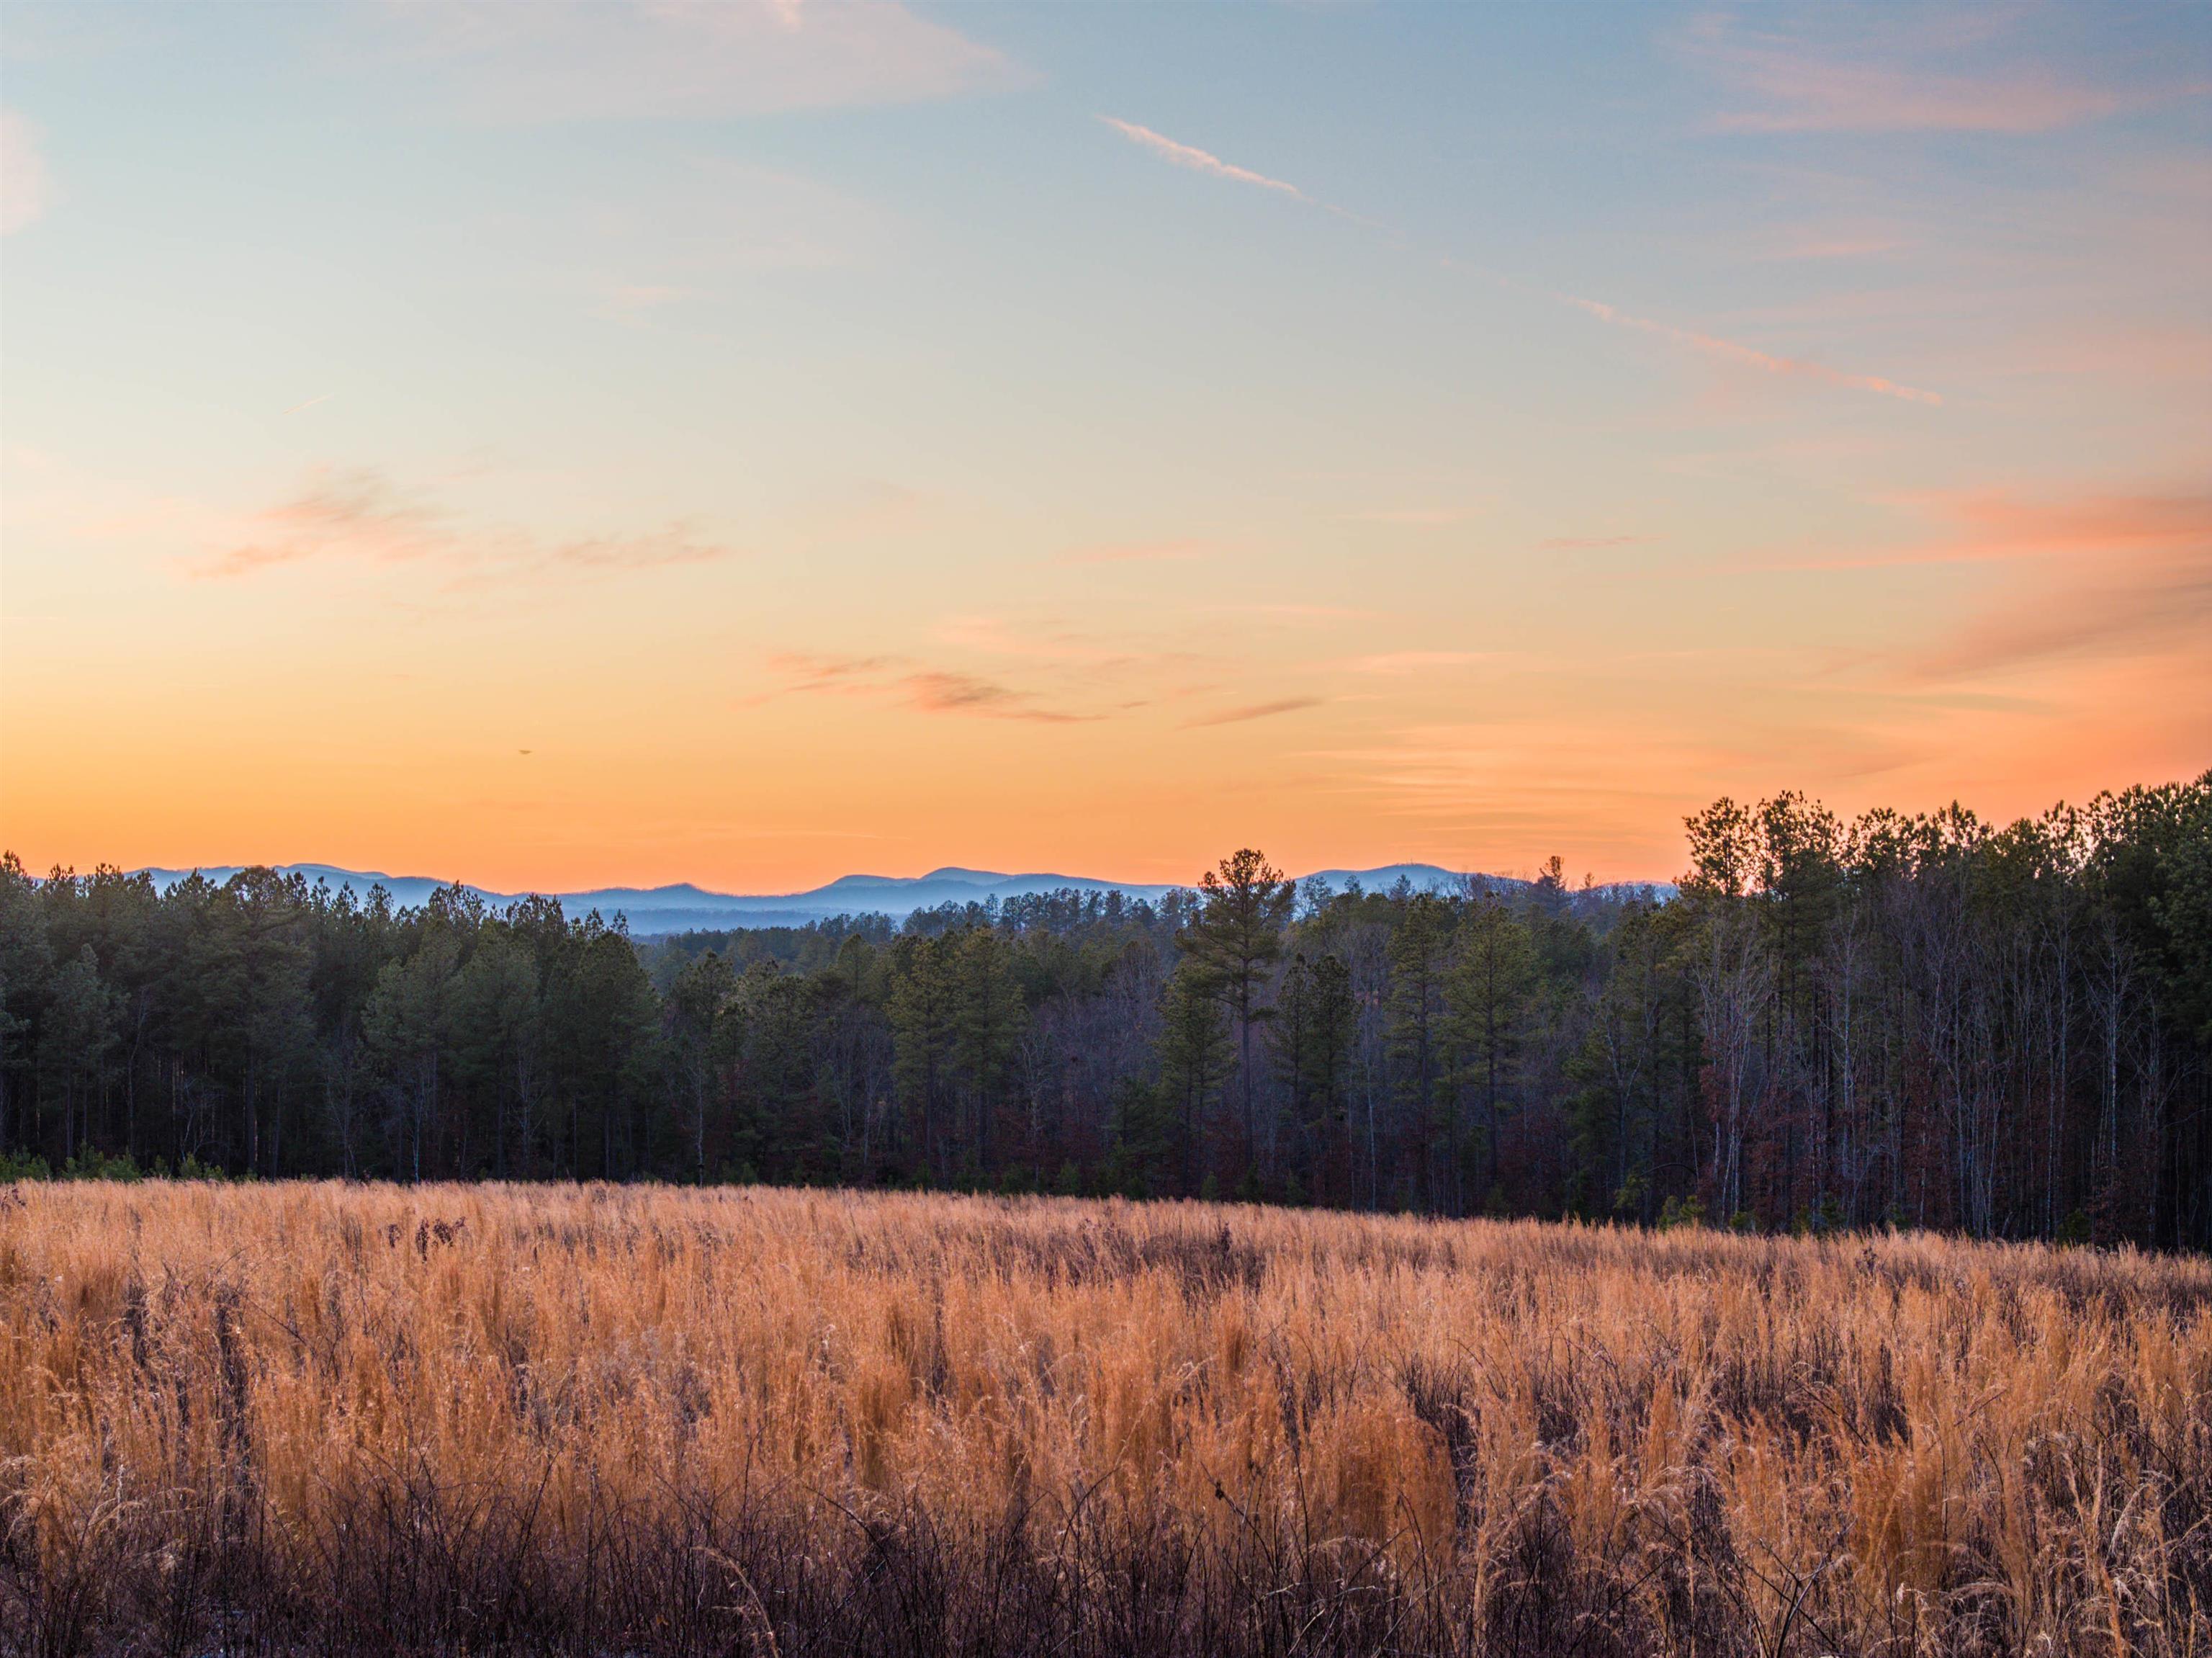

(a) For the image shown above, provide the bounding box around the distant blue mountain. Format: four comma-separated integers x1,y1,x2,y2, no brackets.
1300,864,1473,895
135,861,1671,934
133,862,1184,930
138,864,480,913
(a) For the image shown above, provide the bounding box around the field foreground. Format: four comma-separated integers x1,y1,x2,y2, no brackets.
3,1184,2208,1657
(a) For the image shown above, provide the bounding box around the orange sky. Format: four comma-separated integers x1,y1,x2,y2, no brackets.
3,4,2207,892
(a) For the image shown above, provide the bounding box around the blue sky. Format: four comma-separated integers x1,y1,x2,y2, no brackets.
3,3,2207,888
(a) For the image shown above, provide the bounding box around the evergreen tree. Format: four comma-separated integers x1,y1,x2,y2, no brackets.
950,927,1025,1178
1273,950,1356,1204
666,949,735,1183
1,778,2207,1245
1156,956,1231,1195
1449,899,1533,1207
1182,849,1292,1183
887,933,956,1178
1387,894,1457,1211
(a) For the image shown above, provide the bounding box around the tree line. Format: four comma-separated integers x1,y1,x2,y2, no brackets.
2,772,2207,1247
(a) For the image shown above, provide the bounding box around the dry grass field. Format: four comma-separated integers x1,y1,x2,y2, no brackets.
2,1183,2208,1657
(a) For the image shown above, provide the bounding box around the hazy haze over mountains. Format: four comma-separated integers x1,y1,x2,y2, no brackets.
138,861,1674,933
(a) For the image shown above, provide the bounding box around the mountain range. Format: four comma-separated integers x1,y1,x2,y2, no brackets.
137,862,1672,935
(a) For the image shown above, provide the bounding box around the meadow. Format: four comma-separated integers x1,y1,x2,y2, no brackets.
3,1183,2208,1657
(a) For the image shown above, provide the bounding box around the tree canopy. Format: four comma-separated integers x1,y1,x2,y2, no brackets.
4,771,2207,1249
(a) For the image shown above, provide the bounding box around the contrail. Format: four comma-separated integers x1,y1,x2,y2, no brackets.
1102,115,1942,408
1100,117,1304,197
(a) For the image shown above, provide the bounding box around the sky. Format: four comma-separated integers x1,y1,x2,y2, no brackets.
1,2,2207,893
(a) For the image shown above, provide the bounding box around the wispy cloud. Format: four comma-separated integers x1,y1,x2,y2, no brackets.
281,393,338,417
769,652,1096,723
1099,117,1303,197
1923,563,2211,678
1941,490,2212,560
1778,490,2212,571
1,107,53,234
768,651,896,689
1915,496,2212,678
933,613,1142,668
1564,295,1943,406
1681,12,2187,134
2013,323,2212,388
554,526,731,571
903,669,1017,712
1778,488,2212,680
902,669,1089,722
196,466,740,583
367,1,1019,123
1097,109,1943,413
203,469,451,577
1184,696,1323,728
1539,534,1653,551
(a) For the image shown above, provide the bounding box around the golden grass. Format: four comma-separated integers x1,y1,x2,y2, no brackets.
3,1183,2208,1656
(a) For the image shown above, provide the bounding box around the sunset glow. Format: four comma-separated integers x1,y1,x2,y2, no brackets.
4,3,2206,890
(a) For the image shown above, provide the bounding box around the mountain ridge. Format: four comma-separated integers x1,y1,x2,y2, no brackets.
134,861,1674,933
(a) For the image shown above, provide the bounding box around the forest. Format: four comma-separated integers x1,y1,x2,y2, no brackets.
2,773,2207,1249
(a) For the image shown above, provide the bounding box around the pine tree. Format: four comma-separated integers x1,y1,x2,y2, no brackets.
887,933,956,1179
1156,956,1231,1196
1182,850,1292,1183
1388,894,1457,1211
950,927,1024,1178
1449,899,1533,1208
1273,951,1356,1203
666,949,735,1183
